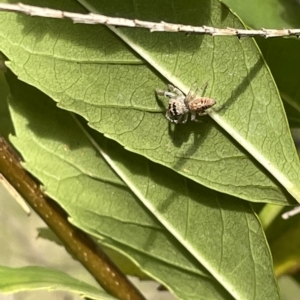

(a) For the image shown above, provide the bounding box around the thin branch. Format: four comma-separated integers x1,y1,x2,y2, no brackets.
282,206,300,219
0,2,300,38
0,136,145,300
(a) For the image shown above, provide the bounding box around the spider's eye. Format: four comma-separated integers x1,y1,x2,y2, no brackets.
172,103,180,116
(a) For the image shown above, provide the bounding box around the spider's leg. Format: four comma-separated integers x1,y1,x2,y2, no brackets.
184,88,195,105
165,110,175,122
192,118,203,123
191,112,203,123
186,81,209,102
156,89,176,98
181,113,189,124
190,111,197,122
164,91,177,98
197,110,208,116
168,84,184,97
199,81,209,96
155,88,166,96
175,115,182,124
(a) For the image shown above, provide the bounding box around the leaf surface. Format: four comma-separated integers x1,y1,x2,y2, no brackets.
0,265,116,300
221,0,300,28
220,0,300,127
0,0,299,203
7,73,280,300
255,38,300,127
80,0,300,203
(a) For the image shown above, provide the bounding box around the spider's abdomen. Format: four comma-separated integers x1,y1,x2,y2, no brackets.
188,97,216,112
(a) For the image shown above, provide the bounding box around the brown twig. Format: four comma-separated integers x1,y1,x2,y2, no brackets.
0,2,299,38
0,136,145,300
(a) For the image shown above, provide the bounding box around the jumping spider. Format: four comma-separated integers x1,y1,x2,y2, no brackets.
156,83,216,124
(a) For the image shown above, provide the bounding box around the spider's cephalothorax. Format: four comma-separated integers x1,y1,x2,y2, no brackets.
156,83,216,124
167,98,189,123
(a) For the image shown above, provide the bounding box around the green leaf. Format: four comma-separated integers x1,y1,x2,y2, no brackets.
0,265,116,300
7,72,280,299
222,0,300,128
255,38,300,127
0,0,299,204
267,211,300,277
221,0,300,28
0,71,12,137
